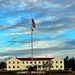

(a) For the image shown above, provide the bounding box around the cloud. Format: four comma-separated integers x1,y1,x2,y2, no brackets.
0,18,30,31
0,0,75,59
25,41,51,48
8,39,30,45
37,16,75,34
65,39,75,46
0,47,75,58
7,38,52,48
0,0,75,34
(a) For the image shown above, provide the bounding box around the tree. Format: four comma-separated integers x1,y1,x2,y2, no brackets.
64,56,75,71
0,62,6,69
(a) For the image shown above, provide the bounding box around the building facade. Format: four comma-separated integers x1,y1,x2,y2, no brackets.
6,57,64,71
51,58,64,70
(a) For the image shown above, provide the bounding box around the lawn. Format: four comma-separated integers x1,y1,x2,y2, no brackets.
0,70,75,75
0,73,74,75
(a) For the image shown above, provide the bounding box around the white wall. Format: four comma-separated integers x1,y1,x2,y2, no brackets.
6,58,64,71
6,58,25,71
51,58,64,70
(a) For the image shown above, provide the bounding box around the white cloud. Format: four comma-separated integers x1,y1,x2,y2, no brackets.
53,49,75,58
5,48,28,52
33,49,75,58
6,17,19,25
0,0,75,58
2,31,31,36
28,0,37,2
33,41,50,48
23,41,58,49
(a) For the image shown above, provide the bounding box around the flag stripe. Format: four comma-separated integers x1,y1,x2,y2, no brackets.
32,28,34,31
32,19,36,28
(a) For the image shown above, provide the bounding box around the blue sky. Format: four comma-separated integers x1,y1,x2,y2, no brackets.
0,0,75,59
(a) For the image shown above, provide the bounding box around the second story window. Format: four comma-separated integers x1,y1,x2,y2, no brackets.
42,61,44,64
39,61,40,64
9,62,11,64
46,61,48,64
23,61,24,64
17,61,19,64
60,61,62,63
13,61,15,64
56,61,58,63
34,61,36,64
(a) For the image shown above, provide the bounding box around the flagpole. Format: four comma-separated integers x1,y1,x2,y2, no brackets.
31,28,33,66
31,2,33,66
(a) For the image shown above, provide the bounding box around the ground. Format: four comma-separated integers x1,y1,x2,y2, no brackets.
0,70,75,75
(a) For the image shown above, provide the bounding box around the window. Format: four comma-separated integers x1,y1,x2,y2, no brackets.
34,61,36,64
42,61,44,64
52,66,53,68
17,61,19,64
46,61,48,64
30,61,32,64
60,61,62,63
9,62,11,64
38,65,41,68
52,61,53,63
56,61,58,63
9,66,10,68
39,61,40,63
56,66,58,68
60,66,62,68
13,61,15,64
26,66,28,68
13,66,15,68
22,61,24,64
17,66,19,68
42,66,44,68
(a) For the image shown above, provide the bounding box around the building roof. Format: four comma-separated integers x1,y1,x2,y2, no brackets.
17,58,53,61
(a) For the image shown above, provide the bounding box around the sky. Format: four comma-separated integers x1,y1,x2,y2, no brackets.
0,0,75,59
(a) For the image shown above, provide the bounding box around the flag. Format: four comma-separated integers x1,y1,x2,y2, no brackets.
32,19,36,28
32,28,34,31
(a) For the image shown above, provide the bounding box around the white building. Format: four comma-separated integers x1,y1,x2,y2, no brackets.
6,57,64,71
51,58,64,70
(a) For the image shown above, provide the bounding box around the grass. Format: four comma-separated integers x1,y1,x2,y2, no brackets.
0,70,75,75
